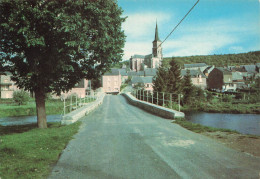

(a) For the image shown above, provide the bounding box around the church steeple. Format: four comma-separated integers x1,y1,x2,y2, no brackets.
152,21,162,59
154,21,161,42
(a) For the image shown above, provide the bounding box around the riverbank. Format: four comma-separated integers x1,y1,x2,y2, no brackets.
181,102,260,114
0,100,64,118
173,118,260,157
0,122,81,178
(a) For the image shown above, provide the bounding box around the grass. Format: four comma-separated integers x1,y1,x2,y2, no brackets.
0,122,81,179
180,102,260,114
0,97,96,118
173,118,238,134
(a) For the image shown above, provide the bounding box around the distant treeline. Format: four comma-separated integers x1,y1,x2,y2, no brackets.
163,51,260,67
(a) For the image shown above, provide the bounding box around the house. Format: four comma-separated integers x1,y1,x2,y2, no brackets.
207,67,236,91
181,69,207,89
232,72,246,89
127,71,145,77
144,68,157,77
52,79,90,99
184,63,208,72
131,76,153,91
203,65,215,77
129,22,163,71
111,68,128,83
0,72,18,98
102,69,122,93
240,65,257,78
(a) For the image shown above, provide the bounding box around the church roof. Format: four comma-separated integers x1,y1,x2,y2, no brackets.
154,22,161,42
131,54,145,59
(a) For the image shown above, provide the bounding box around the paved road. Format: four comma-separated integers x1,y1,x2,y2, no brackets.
49,95,260,179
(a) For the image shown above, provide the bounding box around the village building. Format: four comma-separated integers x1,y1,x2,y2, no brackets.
207,67,237,92
102,69,122,93
0,72,18,98
130,22,163,72
181,69,207,89
184,63,208,72
131,76,153,91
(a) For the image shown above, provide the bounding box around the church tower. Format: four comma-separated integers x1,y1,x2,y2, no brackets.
152,22,162,59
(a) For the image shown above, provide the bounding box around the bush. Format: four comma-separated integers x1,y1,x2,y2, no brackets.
13,90,30,105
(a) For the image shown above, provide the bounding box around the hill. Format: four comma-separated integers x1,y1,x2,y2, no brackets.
163,51,260,67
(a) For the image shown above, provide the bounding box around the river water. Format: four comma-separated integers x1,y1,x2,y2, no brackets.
0,115,61,126
185,112,260,136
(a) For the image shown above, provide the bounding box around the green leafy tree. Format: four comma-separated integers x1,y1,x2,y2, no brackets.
167,59,182,98
152,65,168,105
13,90,30,105
0,0,125,128
182,70,194,105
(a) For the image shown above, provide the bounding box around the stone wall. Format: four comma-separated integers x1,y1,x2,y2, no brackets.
122,92,185,119
61,92,105,125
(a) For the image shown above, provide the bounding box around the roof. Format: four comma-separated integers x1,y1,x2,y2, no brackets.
216,67,232,75
241,65,256,73
113,68,127,76
184,63,207,68
232,72,244,81
131,54,145,59
144,54,153,59
0,71,12,76
131,76,153,84
154,22,161,42
181,69,207,78
127,71,144,76
104,69,120,76
144,68,157,76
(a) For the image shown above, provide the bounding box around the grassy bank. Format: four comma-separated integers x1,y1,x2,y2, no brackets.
181,102,260,114
0,100,64,118
0,122,81,179
173,118,238,134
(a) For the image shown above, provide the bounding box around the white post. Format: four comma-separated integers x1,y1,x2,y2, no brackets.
157,91,158,105
76,95,77,109
70,96,72,112
178,94,181,112
170,93,172,109
64,97,66,115
163,92,165,106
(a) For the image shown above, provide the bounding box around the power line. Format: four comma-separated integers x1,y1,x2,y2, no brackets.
159,0,200,47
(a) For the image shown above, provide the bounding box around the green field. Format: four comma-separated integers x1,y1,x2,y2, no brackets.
0,122,81,179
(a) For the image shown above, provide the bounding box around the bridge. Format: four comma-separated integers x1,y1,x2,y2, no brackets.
49,95,260,179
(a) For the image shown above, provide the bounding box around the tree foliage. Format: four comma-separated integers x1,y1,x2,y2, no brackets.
0,0,126,128
182,70,195,105
13,90,30,105
163,51,260,68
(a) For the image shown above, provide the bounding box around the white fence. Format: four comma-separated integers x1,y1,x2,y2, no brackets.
61,92,98,115
132,89,181,112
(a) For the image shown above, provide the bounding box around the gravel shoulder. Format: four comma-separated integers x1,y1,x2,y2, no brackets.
202,131,260,157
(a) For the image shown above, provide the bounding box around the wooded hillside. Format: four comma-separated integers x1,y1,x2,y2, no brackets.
163,51,260,67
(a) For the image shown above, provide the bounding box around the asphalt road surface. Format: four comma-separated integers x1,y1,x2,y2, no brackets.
49,95,260,179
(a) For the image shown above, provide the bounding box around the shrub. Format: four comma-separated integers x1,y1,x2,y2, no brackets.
13,90,30,105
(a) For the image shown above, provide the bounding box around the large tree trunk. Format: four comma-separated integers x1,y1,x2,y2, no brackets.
35,89,47,128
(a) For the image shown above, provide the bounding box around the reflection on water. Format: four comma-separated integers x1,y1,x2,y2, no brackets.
0,115,61,126
185,112,260,136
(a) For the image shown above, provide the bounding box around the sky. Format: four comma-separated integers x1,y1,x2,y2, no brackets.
117,0,260,61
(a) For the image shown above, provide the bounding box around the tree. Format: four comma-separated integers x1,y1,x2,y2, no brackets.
13,90,30,105
0,0,126,128
182,70,194,105
167,59,182,98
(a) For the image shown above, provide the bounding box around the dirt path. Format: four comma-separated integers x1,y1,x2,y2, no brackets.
202,131,260,157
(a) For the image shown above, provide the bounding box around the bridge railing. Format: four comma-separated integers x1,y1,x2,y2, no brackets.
131,89,181,112
61,92,98,116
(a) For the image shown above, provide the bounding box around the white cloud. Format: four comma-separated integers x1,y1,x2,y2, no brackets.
163,32,238,57
122,12,171,40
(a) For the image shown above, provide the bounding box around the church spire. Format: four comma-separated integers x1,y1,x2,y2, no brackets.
154,21,160,42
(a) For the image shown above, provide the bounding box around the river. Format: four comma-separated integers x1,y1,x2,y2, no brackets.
0,115,61,126
185,112,260,136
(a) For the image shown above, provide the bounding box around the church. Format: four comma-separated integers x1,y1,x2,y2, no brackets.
129,22,163,72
